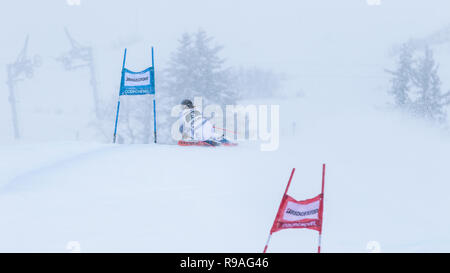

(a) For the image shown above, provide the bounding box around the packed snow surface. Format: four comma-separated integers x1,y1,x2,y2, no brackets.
1,96,449,253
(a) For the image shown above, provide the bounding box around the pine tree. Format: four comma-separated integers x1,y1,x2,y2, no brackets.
166,30,235,106
386,43,414,108
387,44,450,123
166,33,195,102
410,47,450,122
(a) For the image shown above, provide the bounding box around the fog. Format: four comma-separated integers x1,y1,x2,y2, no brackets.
2,1,450,95
1,1,450,253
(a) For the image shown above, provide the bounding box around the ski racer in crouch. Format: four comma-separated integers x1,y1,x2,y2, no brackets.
178,99,235,146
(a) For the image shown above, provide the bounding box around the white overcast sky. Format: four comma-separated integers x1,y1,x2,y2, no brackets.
1,0,450,94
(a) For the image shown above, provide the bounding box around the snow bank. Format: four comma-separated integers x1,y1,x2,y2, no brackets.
1,94,449,252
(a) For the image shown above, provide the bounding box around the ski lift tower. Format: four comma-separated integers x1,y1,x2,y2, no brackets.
57,28,100,118
6,35,42,140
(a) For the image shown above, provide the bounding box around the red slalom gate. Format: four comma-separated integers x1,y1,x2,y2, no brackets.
263,164,327,253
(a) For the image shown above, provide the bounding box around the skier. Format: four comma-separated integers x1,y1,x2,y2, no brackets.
178,99,234,146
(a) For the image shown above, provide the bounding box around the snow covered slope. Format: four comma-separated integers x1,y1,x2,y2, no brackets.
1,95,449,253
